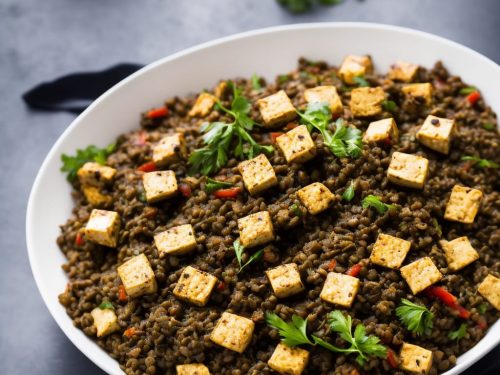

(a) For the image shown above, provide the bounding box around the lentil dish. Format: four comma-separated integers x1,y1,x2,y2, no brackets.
57,56,500,375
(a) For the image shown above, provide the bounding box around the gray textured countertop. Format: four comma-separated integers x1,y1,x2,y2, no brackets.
0,0,498,373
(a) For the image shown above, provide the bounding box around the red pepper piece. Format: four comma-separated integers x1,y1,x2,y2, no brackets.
466,91,480,105
146,107,168,119
118,284,128,302
386,349,398,369
178,183,192,198
216,281,226,291
424,286,470,319
213,187,241,199
346,263,362,277
327,259,337,272
123,327,136,338
137,161,157,172
284,122,298,131
75,232,85,246
270,132,284,144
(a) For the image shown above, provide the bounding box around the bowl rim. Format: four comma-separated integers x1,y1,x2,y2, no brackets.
26,22,499,375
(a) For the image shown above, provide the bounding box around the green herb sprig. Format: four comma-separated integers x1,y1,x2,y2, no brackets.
233,239,264,273
276,0,342,14
353,75,370,87
448,323,467,341
362,195,398,214
98,300,115,310
459,86,477,95
483,123,496,131
61,143,116,182
251,74,263,91
290,203,303,217
342,180,356,202
396,299,434,336
204,177,234,193
382,100,398,113
461,155,499,169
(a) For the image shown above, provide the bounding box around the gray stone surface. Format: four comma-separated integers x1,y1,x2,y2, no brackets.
0,0,498,373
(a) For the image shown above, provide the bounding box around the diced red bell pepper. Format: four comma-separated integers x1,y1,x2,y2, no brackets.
216,281,227,291
346,264,362,277
455,305,471,319
137,161,157,172
118,284,128,302
284,122,298,131
178,183,192,198
75,232,85,246
270,132,284,144
424,286,470,319
466,91,481,105
146,107,168,119
327,259,337,272
213,187,241,199
123,327,136,338
386,349,398,369
477,318,487,330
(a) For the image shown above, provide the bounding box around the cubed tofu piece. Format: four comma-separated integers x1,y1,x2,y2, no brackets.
238,154,278,195
363,118,399,144
444,185,483,224
439,237,479,272
117,253,157,298
400,342,433,374
400,257,443,294
478,274,500,310
82,185,112,206
85,209,120,247
91,307,120,337
417,115,456,154
237,211,275,248
402,83,433,106
370,233,411,269
387,152,429,189
276,125,316,164
154,224,197,257
268,343,309,375
176,364,210,375
338,55,373,85
304,85,343,115
388,60,419,82
350,87,385,117
210,312,255,353
152,133,186,166
189,92,216,117
257,90,297,127
320,272,360,307
173,266,218,306
142,170,178,203
297,182,335,215
77,162,116,187
266,263,304,298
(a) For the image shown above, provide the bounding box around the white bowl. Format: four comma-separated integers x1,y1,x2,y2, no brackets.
27,23,499,375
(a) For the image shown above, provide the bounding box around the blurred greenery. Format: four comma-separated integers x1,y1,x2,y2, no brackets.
276,0,343,14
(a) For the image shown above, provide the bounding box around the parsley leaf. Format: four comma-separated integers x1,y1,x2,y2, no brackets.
251,74,263,91
233,239,263,273
432,218,442,237
382,100,398,112
290,203,303,217
396,299,434,336
353,75,370,87
61,143,116,182
342,180,356,202
98,300,115,310
461,155,499,169
483,123,496,131
477,303,488,314
362,195,398,214
265,312,314,346
205,177,233,193
448,323,467,341
459,86,477,95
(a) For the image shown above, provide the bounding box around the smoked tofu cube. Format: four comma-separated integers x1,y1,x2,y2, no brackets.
142,171,178,203
320,272,360,307
268,343,309,375
387,152,429,189
444,185,483,224
400,342,433,374
91,307,119,337
154,224,197,257
173,266,218,306
77,162,116,187
176,364,210,375
400,257,442,294
370,233,411,269
237,211,275,248
189,92,217,117
388,60,419,82
210,312,255,353
439,236,479,272
238,154,278,195
82,185,112,206
338,55,373,85
478,274,500,310
85,209,120,247
417,115,456,154
257,90,297,127
152,133,186,166
117,253,157,298
304,85,343,114
297,182,335,215
363,118,399,144
402,83,433,106
266,263,304,298
350,87,385,117
276,125,316,164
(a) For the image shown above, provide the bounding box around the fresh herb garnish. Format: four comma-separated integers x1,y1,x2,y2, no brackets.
448,323,467,341
461,155,499,169
265,312,314,346
290,203,303,217
342,180,356,202
251,74,263,91
233,239,264,273
278,74,291,84
477,303,488,314
382,100,398,112
362,195,398,214
204,177,234,193
276,0,341,14
396,299,434,336
353,75,370,87
483,123,496,131
459,86,477,95
61,143,116,182
432,218,442,237
98,301,115,310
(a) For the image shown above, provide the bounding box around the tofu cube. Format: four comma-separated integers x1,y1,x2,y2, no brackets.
91,307,120,337
189,92,217,117
304,85,343,115
363,118,399,144
402,83,433,106
417,115,456,154
154,224,197,257
388,60,419,82
238,154,278,195
142,170,178,203
338,55,373,85
320,272,360,307
176,364,210,375
276,125,316,164
152,133,186,166
210,312,255,353
237,211,275,248
173,266,218,306
257,90,297,127
370,233,411,269
439,236,479,272
444,185,483,224
387,152,429,189
82,185,112,206
266,263,304,298
268,342,309,375
478,274,500,310
117,253,157,298
297,182,335,215
85,209,120,247
350,87,386,117
400,342,433,374
77,162,116,187
400,257,443,294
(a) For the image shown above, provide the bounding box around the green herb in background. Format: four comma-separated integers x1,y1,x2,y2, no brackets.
459,86,477,95
353,75,370,87
205,177,234,193
483,123,496,131
461,155,499,169
290,203,303,217
278,74,291,84
61,143,116,182
382,100,397,113
396,299,434,336
233,239,264,273
251,73,263,91
448,323,467,341
477,303,488,314
98,301,115,310
362,195,398,214
342,180,356,202
276,0,342,14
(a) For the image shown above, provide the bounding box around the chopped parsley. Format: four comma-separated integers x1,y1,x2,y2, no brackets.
382,100,398,112
461,155,499,169
61,143,116,182
290,203,303,217
353,75,370,87
448,323,467,341
396,299,434,336
98,300,115,310
362,195,398,214
204,177,234,193
251,74,263,91
233,239,263,273
342,180,356,202
459,86,477,95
